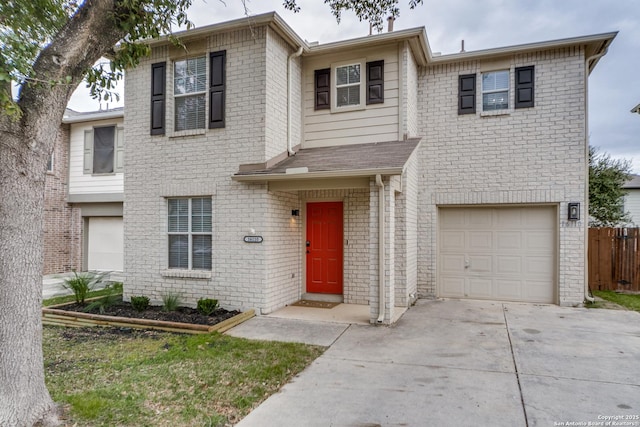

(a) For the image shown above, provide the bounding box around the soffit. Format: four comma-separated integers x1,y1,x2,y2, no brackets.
233,138,421,182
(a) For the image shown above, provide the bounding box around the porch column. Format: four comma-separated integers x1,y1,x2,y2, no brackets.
369,177,396,324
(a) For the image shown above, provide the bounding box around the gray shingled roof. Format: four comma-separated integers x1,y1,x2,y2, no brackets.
235,138,421,177
623,174,640,189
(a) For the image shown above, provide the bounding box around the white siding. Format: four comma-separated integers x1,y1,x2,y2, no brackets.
302,43,400,148
68,118,124,195
624,190,640,225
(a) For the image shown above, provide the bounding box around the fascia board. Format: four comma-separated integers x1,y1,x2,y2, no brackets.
62,111,124,124
232,167,404,182
306,27,429,66
428,32,618,65
144,12,307,50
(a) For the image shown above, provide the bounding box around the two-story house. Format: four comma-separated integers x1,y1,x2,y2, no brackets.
122,12,615,323
43,108,125,277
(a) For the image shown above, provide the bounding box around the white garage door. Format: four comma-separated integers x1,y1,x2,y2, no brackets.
87,217,124,271
439,206,556,303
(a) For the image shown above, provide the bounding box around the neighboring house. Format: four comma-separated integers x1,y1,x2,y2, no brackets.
44,116,81,274
44,108,125,277
623,174,640,225
120,12,615,323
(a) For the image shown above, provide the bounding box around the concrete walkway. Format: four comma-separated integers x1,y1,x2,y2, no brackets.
230,299,640,427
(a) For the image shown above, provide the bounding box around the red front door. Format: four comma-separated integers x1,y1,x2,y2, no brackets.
306,202,343,294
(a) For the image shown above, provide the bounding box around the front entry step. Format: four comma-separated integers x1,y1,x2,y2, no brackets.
302,293,343,303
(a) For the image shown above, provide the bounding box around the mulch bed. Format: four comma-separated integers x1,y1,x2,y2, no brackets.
59,301,240,326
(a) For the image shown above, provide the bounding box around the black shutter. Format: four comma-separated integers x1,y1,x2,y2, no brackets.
314,68,330,110
209,50,226,129
366,60,384,105
515,65,534,109
458,74,476,115
150,62,166,135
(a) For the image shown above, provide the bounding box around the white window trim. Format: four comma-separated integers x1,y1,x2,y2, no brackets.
330,58,366,113
171,55,208,134
480,68,514,117
83,125,124,175
167,197,212,271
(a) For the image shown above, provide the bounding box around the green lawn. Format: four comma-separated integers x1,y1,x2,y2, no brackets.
43,326,324,426
592,290,640,312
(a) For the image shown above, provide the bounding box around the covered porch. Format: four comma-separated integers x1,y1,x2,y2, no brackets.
233,139,421,324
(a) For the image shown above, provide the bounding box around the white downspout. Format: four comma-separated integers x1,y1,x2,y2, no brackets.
376,175,385,323
583,47,608,303
287,46,304,156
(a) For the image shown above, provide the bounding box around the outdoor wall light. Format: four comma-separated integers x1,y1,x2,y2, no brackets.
568,202,580,221
291,209,300,217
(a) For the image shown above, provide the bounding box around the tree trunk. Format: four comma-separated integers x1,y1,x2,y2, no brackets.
0,129,58,425
0,0,159,422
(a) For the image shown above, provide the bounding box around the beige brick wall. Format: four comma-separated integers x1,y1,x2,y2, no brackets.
43,123,81,274
394,154,418,307
416,46,587,306
123,27,277,311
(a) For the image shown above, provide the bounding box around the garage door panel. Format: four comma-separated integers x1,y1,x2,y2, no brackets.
468,255,492,273
441,210,465,227
441,254,465,273
441,277,465,297
441,231,465,251
496,231,522,251
468,231,492,250
496,279,523,299
525,209,556,228
439,206,556,304
468,209,492,227
496,256,522,274
468,278,493,298
525,256,554,276
496,209,523,227
524,280,555,301
526,231,555,251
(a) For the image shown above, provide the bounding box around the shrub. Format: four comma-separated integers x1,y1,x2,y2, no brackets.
63,271,106,304
161,292,182,312
130,296,150,312
84,293,119,314
197,298,219,316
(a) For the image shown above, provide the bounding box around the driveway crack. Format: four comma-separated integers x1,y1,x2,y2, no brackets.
503,304,529,427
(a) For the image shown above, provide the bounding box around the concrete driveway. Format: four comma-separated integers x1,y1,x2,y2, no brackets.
231,299,640,427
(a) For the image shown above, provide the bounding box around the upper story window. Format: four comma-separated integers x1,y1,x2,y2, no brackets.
150,50,226,135
315,59,385,113
83,125,124,175
458,66,535,116
168,197,212,270
482,70,509,111
174,56,206,131
335,63,362,108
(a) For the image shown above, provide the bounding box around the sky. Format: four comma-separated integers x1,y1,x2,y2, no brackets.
68,0,640,172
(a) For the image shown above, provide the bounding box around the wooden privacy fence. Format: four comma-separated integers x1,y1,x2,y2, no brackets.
588,227,640,292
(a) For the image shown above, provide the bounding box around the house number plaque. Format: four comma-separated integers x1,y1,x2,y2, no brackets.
243,236,264,243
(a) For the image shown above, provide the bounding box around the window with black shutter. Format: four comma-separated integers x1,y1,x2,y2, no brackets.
150,62,166,135
458,74,476,115
209,50,226,129
314,68,330,110
515,66,534,109
366,60,384,104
